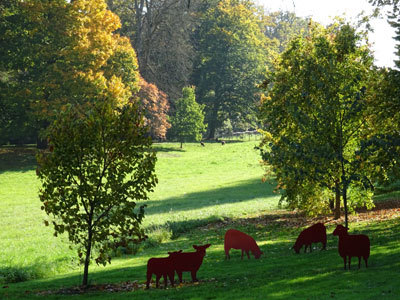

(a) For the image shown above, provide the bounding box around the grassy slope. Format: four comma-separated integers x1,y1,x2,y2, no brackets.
1,142,400,299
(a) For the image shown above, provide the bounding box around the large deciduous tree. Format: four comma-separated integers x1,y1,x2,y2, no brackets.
258,21,376,226
107,0,195,99
35,0,157,287
193,0,269,138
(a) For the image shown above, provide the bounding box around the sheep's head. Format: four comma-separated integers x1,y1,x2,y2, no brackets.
253,249,263,259
292,243,301,254
193,244,211,257
332,225,348,236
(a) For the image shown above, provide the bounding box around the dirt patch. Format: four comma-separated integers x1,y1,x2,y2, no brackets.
201,199,400,230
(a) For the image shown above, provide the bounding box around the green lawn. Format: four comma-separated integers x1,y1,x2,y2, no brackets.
0,141,399,299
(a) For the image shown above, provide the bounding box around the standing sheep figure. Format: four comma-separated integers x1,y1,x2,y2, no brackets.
224,229,263,260
332,224,370,270
293,223,327,254
146,250,182,289
169,244,211,283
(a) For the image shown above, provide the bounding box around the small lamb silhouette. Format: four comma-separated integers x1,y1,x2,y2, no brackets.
224,229,263,259
200,142,205,147
168,244,211,283
293,223,327,254
333,224,370,270
221,140,226,145
146,250,182,289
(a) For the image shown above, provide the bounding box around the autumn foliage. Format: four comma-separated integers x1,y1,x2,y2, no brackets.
137,77,170,140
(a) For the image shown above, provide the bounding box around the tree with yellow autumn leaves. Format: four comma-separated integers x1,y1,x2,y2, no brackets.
1,0,158,286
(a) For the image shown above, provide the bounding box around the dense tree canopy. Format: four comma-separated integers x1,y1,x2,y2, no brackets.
258,21,377,225
193,0,270,138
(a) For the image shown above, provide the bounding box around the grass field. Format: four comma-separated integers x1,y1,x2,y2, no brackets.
1,141,399,299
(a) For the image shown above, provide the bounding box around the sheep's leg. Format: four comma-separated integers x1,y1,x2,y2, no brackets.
146,271,152,289
241,250,244,260
163,274,168,288
343,256,347,270
304,245,307,253
156,274,161,288
168,271,175,287
225,247,230,260
322,240,327,250
177,270,183,283
191,270,198,282
246,250,250,259
348,256,351,270
364,256,368,268
358,256,362,269
310,244,312,253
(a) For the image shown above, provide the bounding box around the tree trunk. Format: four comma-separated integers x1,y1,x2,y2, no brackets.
207,105,218,139
180,141,183,148
343,183,349,229
82,219,93,287
334,180,341,219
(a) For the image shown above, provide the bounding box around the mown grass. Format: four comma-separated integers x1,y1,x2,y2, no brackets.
2,217,400,299
1,142,399,299
0,141,278,284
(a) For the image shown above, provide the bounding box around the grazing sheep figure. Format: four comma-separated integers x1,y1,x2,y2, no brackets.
293,223,327,254
333,224,370,270
146,250,182,289
221,140,226,145
224,229,263,260
168,244,211,283
200,142,205,147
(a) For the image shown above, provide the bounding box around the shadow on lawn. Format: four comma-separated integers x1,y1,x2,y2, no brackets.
0,147,37,173
145,178,277,216
7,217,400,299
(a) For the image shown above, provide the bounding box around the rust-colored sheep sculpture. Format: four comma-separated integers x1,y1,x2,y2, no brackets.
224,229,263,259
293,223,327,254
146,250,182,289
333,224,370,270
168,244,211,283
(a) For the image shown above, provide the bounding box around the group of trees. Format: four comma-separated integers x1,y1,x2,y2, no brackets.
1,0,310,146
3,0,400,287
257,5,400,227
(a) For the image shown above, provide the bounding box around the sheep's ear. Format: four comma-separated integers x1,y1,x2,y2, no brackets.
178,250,182,253
205,244,211,248
168,252,172,255
193,245,198,250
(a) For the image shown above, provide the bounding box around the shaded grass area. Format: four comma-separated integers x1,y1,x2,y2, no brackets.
2,217,399,299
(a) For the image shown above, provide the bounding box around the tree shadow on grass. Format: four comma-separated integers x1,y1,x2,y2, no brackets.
0,147,37,174
5,217,400,299
145,178,278,216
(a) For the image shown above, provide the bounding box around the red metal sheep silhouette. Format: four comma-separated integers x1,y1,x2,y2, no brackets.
333,224,370,270
224,229,263,259
168,244,211,283
293,223,327,254
146,250,182,289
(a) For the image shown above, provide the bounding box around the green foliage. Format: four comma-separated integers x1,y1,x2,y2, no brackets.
36,100,157,286
193,0,270,138
169,87,206,147
258,21,376,221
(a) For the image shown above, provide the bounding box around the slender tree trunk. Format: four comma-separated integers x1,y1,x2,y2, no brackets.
180,141,183,148
82,216,93,287
334,180,341,219
343,183,349,229
208,105,218,139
